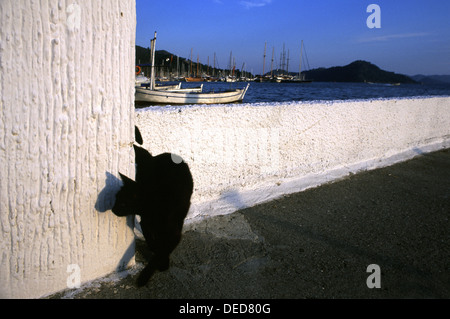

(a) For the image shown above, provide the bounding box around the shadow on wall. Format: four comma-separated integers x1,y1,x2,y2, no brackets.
95,172,120,213
95,172,135,272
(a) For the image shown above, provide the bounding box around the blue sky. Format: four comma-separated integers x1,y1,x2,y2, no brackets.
135,0,450,76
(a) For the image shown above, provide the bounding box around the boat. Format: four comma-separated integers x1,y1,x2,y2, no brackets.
185,50,203,82
135,32,250,105
185,77,203,82
135,84,249,105
204,76,220,82
154,83,181,90
260,40,312,83
171,84,203,92
289,40,312,83
135,70,149,86
139,82,203,93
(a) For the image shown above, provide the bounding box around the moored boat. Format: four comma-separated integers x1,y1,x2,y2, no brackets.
185,77,203,82
138,82,203,92
135,83,249,105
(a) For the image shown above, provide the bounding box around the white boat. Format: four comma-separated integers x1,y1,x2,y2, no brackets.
135,83,249,105
135,32,249,105
138,82,203,93
159,83,203,93
154,83,181,90
135,73,149,86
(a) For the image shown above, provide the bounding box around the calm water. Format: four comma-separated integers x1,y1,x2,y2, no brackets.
141,81,450,106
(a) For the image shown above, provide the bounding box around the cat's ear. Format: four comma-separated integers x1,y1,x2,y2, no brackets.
135,126,143,145
118,172,135,186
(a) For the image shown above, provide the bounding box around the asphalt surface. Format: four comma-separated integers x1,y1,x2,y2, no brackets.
48,148,450,299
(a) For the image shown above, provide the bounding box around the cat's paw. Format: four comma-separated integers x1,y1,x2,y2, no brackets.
136,264,155,287
156,257,169,271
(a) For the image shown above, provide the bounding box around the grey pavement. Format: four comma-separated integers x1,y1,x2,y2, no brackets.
48,148,450,299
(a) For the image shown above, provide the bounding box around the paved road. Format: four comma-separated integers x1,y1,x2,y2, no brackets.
49,148,450,299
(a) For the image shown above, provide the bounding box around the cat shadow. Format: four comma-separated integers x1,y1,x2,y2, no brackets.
95,171,136,272
95,172,121,213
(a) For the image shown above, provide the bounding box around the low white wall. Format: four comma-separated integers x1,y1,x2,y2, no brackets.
135,97,450,223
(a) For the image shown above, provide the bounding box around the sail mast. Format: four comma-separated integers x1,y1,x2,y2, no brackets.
197,54,199,77
213,52,216,77
189,48,193,76
287,49,290,74
270,46,274,78
299,40,303,79
262,42,266,78
150,31,157,90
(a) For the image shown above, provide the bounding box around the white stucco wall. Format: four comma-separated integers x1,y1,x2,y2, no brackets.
135,97,450,223
0,1,136,298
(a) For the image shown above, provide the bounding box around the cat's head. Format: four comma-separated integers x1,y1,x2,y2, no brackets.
111,172,140,216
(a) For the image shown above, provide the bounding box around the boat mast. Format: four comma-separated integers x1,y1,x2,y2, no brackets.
229,51,232,77
233,57,235,78
213,52,216,77
189,48,193,76
270,46,274,78
299,40,303,80
262,42,266,78
287,49,290,75
150,31,157,90
197,54,199,77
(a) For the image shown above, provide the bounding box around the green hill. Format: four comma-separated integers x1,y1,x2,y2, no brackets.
135,45,231,77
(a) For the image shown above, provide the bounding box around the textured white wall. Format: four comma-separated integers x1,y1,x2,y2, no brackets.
0,1,136,298
135,97,450,222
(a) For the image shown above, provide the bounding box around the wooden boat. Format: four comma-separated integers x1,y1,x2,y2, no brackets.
185,50,203,82
185,77,203,82
135,83,249,105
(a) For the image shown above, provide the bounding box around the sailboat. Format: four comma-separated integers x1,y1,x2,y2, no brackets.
135,32,250,105
289,40,312,83
255,42,270,82
185,50,203,82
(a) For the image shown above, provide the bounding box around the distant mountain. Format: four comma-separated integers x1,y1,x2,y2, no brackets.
136,45,180,65
303,60,417,84
411,74,450,86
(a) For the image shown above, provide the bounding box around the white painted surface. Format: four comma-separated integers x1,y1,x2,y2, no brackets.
135,97,450,223
0,1,136,298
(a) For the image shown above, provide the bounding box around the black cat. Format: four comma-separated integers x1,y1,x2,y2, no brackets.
112,127,193,286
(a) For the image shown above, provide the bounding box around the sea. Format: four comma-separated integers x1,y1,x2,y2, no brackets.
135,81,450,107
180,81,450,104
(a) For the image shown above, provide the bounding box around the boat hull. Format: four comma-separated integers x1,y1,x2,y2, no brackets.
185,77,203,82
135,84,249,105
